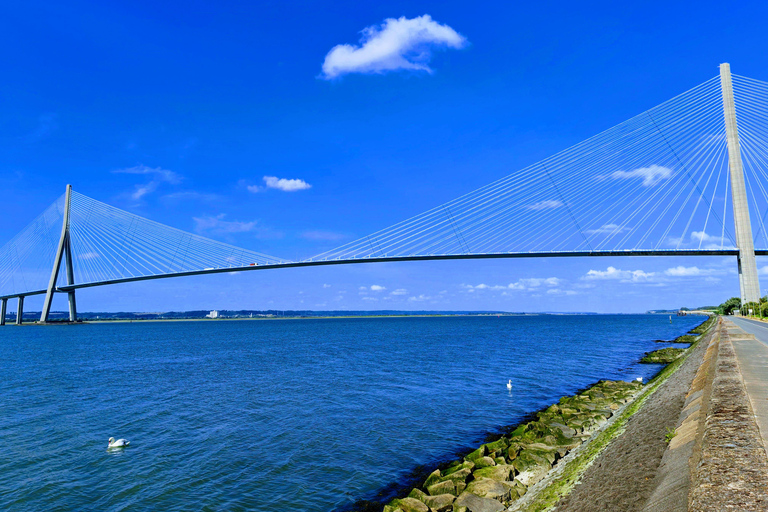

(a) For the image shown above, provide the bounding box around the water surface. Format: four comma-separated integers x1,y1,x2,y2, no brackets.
0,314,701,511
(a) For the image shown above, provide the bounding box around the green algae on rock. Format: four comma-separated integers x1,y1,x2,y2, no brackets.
689,316,715,334
382,379,644,512
640,347,685,364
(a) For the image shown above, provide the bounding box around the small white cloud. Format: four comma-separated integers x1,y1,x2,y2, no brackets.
547,288,578,296
463,277,561,292
321,15,467,79
527,200,563,211
252,176,312,192
370,285,386,291
665,266,705,277
193,214,258,234
408,294,432,302
79,252,99,260
391,288,408,295
323,284,331,288
520,277,560,288
586,224,629,235
584,266,655,282
362,296,378,301
301,230,346,241
114,165,182,200
605,164,672,186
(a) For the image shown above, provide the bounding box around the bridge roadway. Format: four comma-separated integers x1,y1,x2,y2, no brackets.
0,248,754,302
724,316,768,452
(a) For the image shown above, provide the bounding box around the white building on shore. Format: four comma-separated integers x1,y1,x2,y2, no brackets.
206,310,219,319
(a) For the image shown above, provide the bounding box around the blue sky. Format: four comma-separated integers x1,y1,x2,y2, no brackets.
3,0,768,313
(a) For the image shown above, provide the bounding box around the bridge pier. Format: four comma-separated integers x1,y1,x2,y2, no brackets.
0,298,6,326
16,296,23,325
721,63,761,304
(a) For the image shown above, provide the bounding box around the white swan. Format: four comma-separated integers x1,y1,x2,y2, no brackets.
108,437,130,449
506,379,512,390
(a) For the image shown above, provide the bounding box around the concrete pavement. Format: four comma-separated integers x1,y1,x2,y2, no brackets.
723,317,768,452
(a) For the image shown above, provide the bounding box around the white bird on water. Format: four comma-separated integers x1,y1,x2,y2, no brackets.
507,379,512,390
108,437,130,449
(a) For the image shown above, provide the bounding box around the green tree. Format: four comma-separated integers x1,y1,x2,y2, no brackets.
720,297,741,315
742,301,760,317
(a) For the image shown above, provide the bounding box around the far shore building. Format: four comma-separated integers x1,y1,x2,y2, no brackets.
206,310,219,319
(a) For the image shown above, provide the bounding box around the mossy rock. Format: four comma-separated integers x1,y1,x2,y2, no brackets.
426,479,455,496
422,494,455,512
454,492,505,512
483,437,509,453
464,446,486,462
439,467,472,485
512,451,553,486
444,461,474,476
473,456,496,469
494,456,506,465
473,464,513,481
668,334,698,344
464,478,515,501
641,347,685,364
387,497,428,512
423,468,441,487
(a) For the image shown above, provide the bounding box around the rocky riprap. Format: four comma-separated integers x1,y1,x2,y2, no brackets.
383,380,644,512
640,347,685,364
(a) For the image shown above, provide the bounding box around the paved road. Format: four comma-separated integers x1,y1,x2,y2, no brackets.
726,317,768,450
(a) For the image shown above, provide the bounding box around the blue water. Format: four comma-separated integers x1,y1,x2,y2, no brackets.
0,314,701,511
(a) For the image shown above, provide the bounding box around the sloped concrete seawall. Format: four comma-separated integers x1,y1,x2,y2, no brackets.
643,318,768,511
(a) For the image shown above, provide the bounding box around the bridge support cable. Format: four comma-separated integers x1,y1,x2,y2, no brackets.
6,66,768,303
311,74,737,263
721,63,761,304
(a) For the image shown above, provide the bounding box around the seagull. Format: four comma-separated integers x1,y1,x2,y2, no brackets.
507,379,512,390
108,437,130,449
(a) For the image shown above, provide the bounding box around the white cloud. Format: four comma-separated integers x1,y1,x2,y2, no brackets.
585,223,629,235
79,252,99,260
323,284,331,288
301,230,346,241
193,214,258,234
249,176,312,193
320,15,467,79
370,285,386,291
463,277,562,292
362,296,378,301
264,176,312,192
665,266,708,277
520,277,560,288
408,294,432,302
584,266,655,282
391,288,408,295
547,288,578,296
527,200,563,211
113,165,182,200
606,164,672,186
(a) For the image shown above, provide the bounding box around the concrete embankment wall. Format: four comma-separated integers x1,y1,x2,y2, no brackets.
642,318,768,511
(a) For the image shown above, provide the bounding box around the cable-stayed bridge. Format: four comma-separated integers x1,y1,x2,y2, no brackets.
2,63,768,324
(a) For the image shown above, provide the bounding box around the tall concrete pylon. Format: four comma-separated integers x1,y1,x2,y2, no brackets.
40,184,77,323
720,63,761,304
